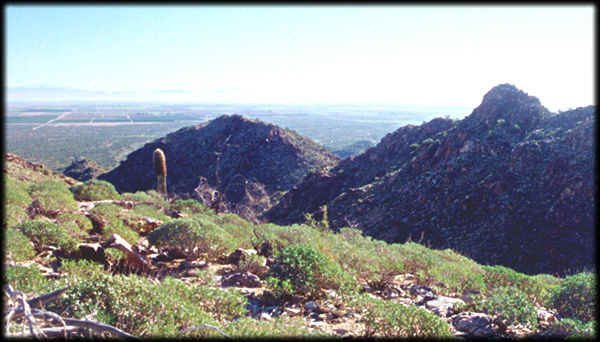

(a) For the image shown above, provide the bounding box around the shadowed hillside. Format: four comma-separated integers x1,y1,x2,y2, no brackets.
98,115,338,221
264,84,596,275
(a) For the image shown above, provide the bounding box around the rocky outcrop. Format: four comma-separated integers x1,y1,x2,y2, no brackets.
98,115,338,221
264,84,595,275
62,158,105,182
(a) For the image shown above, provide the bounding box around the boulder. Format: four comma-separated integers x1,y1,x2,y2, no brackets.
75,243,106,264
452,312,495,337
424,296,465,318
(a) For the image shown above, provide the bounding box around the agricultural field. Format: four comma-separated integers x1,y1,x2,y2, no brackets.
4,102,470,172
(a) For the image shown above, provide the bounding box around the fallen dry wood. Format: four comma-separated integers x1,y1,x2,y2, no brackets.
27,286,70,309
103,233,150,272
4,284,139,339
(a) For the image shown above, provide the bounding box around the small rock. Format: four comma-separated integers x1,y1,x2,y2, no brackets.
335,328,348,335
304,301,319,312
180,260,207,269
385,290,399,299
260,312,272,321
76,243,105,264
221,271,261,287
360,284,372,293
409,284,435,297
309,320,324,328
395,298,414,306
425,296,465,318
284,307,301,316
227,248,258,265
536,307,557,323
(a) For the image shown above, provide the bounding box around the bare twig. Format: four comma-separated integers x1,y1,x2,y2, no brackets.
37,325,80,337
17,291,44,338
27,286,70,308
59,316,139,340
180,323,230,338
31,309,69,338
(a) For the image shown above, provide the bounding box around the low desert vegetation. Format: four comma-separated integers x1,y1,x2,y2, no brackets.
69,179,120,201
2,165,596,339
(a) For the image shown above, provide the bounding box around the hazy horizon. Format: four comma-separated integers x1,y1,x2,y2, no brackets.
6,5,595,112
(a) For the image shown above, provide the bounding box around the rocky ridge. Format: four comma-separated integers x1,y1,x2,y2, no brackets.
62,158,105,182
98,115,338,222
264,84,595,275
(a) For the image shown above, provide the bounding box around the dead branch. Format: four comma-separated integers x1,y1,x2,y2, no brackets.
44,312,139,340
4,285,139,340
27,286,70,309
103,233,150,272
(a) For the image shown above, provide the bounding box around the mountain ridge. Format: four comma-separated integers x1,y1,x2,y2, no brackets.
264,84,595,275
98,114,338,221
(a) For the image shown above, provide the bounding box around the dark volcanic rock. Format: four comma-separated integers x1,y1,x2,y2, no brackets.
62,158,105,181
264,84,595,275
98,115,338,221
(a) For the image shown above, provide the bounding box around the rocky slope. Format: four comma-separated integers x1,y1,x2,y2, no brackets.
98,115,338,221
62,158,105,181
264,84,596,275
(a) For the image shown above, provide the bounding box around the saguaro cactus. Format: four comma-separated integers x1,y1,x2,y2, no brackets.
153,148,167,195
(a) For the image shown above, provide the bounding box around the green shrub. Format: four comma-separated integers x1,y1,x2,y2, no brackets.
120,191,154,202
18,220,78,251
410,143,420,149
422,138,435,144
130,203,170,221
4,177,32,207
267,243,356,299
88,203,139,244
329,229,405,289
549,318,596,338
56,212,94,232
4,204,29,228
238,253,267,276
148,218,235,260
70,179,119,201
5,265,50,294
50,272,222,337
214,213,254,249
225,316,322,337
482,265,550,304
472,286,538,329
192,286,248,321
497,119,506,124
5,228,36,262
548,272,596,322
169,199,209,215
27,179,78,215
357,295,453,337
60,259,107,279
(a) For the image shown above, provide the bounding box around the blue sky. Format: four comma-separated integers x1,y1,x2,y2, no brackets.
5,5,595,111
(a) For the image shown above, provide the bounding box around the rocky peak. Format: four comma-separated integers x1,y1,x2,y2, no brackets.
98,115,338,221
463,83,550,134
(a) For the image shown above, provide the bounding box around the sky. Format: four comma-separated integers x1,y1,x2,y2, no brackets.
5,5,595,111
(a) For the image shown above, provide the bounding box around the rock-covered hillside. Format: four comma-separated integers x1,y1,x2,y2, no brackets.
98,115,338,221
62,158,105,182
264,84,595,275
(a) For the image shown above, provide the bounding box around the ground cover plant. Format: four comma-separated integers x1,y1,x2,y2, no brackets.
2,153,596,339
70,179,120,201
